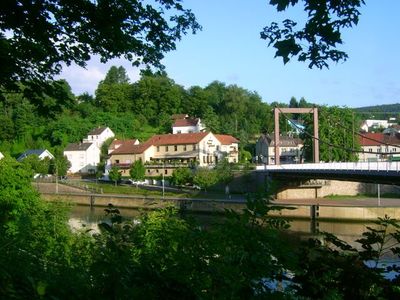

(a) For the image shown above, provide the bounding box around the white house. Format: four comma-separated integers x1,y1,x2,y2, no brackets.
255,134,303,165
64,142,101,174
108,132,239,177
172,115,205,134
358,132,400,161
215,134,239,163
0,152,4,160
360,120,389,132
17,149,54,162
83,127,115,148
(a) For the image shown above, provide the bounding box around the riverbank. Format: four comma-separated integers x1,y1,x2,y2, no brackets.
36,182,400,221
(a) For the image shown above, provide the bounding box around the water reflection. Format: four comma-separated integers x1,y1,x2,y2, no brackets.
70,205,373,244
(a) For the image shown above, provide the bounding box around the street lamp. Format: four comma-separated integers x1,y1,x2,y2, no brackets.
162,161,165,198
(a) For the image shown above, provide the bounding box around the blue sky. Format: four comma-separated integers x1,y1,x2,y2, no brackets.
59,0,400,108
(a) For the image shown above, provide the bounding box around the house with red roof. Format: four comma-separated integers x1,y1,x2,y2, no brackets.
358,132,400,161
108,132,239,177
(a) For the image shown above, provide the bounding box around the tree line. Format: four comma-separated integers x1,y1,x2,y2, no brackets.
0,66,360,163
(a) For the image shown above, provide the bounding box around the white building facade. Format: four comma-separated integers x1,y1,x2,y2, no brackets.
84,127,115,148
64,143,101,173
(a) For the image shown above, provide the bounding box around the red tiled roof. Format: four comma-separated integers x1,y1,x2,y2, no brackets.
173,118,199,127
111,140,149,155
359,133,400,146
109,139,138,151
215,134,239,145
148,132,209,145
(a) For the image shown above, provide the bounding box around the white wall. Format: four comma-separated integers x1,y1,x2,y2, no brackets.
65,144,100,173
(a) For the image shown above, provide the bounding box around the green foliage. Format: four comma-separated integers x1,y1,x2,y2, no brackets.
239,149,252,163
261,0,366,68
1,157,400,299
215,159,234,185
49,155,71,177
291,216,400,299
20,155,50,176
108,166,122,186
301,105,360,162
171,167,193,186
0,0,200,91
129,160,146,182
193,167,218,192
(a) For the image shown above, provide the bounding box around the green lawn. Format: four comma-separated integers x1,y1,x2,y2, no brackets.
324,193,400,200
80,181,241,200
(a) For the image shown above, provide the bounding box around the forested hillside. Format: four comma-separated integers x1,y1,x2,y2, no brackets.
0,66,278,158
355,103,400,119
0,66,361,162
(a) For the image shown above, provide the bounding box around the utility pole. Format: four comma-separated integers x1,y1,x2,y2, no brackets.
55,160,59,194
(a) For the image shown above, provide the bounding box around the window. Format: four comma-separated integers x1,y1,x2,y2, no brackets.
183,145,187,151
177,130,181,133
393,148,397,152
174,145,178,151
216,145,220,151
166,146,169,152
193,144,196,150
156,169,159,173
157,146,160,152
203,156,206,163
369,148,373,152
147,170,150,173
115,159,120,164
164,169,168,175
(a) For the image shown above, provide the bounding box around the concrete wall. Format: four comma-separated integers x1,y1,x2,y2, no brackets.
42,192,400,221
41,193,246,213
269,205,400,221
277,180,400,199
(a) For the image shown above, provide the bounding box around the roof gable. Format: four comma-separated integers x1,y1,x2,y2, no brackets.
359,133,400,146
17,149,53,161
215,134,239,145
64,143,95,151
88,127,109,135
173,118,199,127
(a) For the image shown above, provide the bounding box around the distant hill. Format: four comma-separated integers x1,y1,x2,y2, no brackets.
355,103,400,114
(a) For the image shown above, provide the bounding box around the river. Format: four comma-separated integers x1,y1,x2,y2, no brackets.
69,204,374,247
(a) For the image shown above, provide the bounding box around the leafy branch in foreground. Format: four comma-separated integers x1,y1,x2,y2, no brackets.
261,0,365,68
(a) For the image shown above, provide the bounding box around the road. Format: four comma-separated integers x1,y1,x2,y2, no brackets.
273,197,400,207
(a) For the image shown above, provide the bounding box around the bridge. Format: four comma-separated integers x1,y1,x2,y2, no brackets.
256,161,400,185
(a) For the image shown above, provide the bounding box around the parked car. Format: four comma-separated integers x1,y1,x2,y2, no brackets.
121,179,146,185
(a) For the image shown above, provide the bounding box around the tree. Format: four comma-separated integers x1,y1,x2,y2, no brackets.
109,166,122,186
171,167,193,187
261,0,365,68
49,155,71,177
129,160,145,188
215,159,234,195
0,0,200,93
193,167,218,192
301,105,360,162
20,155,50,176
95,66,132,112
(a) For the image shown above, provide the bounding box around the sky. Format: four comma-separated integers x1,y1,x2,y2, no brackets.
59,0,400,108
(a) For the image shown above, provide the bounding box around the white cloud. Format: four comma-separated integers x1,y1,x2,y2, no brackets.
57,56,141,96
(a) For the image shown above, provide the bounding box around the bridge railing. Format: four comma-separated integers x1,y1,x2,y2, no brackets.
256,161,400,172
